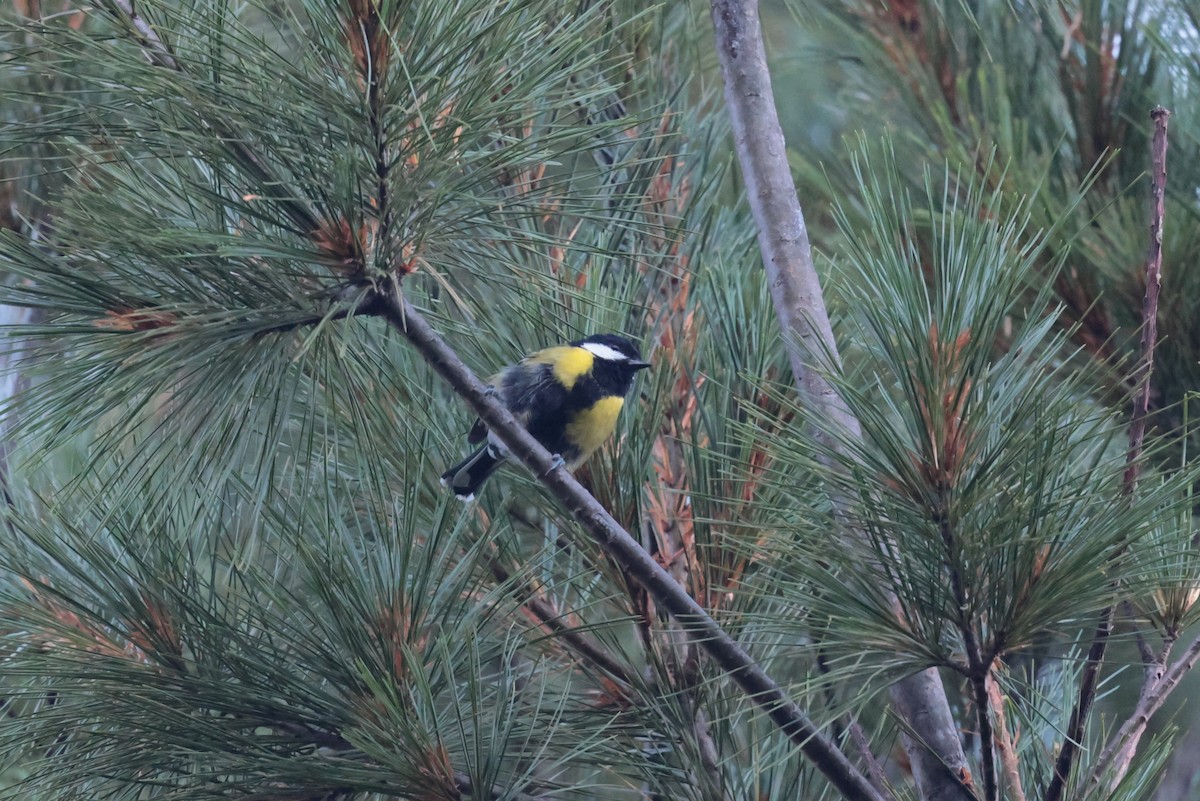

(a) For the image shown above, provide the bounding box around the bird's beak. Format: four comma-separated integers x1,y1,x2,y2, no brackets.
631,360,652,371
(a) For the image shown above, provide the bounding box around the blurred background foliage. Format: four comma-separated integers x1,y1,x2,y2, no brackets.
0,0,1198,800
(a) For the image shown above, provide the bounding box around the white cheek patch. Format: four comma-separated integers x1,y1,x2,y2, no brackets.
581,342,628,362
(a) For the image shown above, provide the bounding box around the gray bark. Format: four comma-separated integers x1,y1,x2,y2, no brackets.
708,3,975,800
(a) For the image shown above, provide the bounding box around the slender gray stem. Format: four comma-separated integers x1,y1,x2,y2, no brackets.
707,0,855,446
709,3,974,799
1123,105,1171,494
380,288,884,801
1045,105,1171,801
1045,611,1112,801
1084,109,1176,786
1087,633,1191,789
848,716,899,801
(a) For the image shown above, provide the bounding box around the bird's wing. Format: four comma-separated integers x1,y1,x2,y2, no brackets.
467,418,489,444
506,349,575,417
465,356,558,444
467,367,505,443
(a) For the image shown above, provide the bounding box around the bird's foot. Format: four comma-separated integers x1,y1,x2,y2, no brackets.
542,454,566,476
483,384,499,398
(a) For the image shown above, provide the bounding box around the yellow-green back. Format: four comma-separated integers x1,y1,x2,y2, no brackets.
526,346,594,391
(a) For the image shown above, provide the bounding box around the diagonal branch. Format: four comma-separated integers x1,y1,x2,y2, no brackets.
1044,614,1112,801
1044,105,1171,801
1089,631,1200,787
818,648,899,801
101,0,177,69
378,286,885,801
847,717,898,801
709,3,974,799
1083,105,1180,787
482,544,636,686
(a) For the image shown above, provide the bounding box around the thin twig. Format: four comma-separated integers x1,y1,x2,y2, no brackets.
987,673,1028,801
1123,600,1158,668
483,548,635,686
1045,615,1112,801
1089,632,1200,787
379,287,885,801
683,682,725,796
1123,106,1171,495
1044,105,1171,801
848,717,898,801
1087,633,1176,788
708,3,972,799
249,291,380,337
940,511,997,801
102,0,178,69
817,647,898,801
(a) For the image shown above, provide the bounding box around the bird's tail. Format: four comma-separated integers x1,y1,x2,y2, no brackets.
440,445,505,501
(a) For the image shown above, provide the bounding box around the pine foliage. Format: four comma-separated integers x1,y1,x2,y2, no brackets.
1,1,1199,801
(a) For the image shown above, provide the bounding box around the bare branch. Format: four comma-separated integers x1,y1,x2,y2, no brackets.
707,0,856,445
1124,105,1171,494
818,648,898,801
847,717,899,801
708,3,973,799
1087,633,1186,789
98,0,178,69
1045,614,1112,801
379,287,885,801
1045,105,1171,801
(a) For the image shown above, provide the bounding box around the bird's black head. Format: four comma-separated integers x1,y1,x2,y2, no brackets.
572,334,650,396
572,334,649,369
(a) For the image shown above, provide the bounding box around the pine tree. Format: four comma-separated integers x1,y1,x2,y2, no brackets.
1,2,1198,801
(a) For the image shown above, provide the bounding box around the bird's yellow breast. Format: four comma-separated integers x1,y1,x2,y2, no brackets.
565,396,624,463
528,346,594,391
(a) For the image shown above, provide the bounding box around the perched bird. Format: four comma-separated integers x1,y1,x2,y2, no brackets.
441,333,651,501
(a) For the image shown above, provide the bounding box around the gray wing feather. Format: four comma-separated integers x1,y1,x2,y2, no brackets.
466,361,548,443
